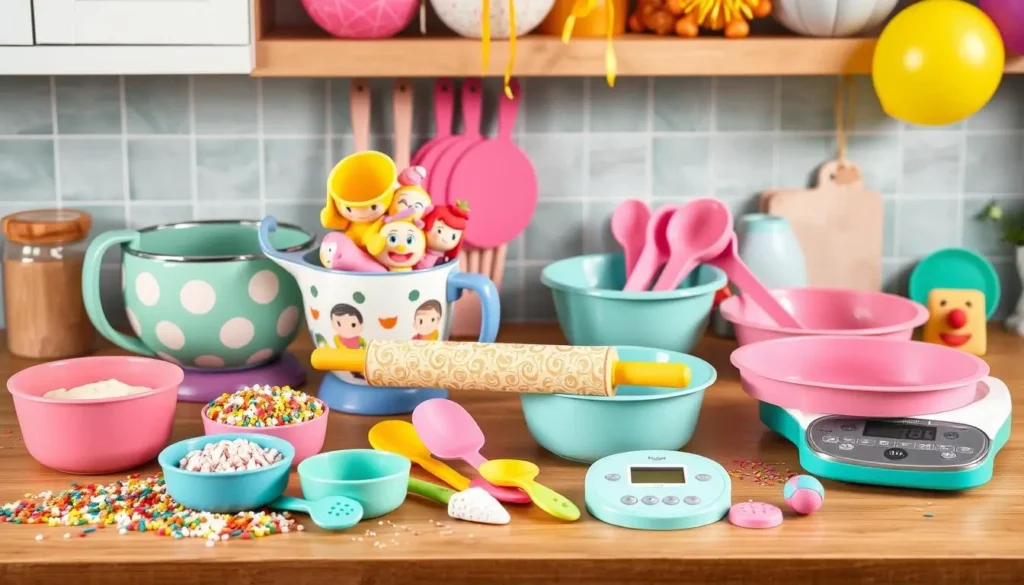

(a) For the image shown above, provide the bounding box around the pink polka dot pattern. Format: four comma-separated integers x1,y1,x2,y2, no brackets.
301,0,419,38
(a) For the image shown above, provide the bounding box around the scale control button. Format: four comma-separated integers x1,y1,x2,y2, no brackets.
683,496,701,505
944,431,960,440
642,496,659,505
662,496,680,505
884,448,908,460
917,443,935,451
838,443,855,451
841,437,856,443
956,446,975,454
822,436,839,444
604,473,621,481
897,441,916,449
841,424,856,431
877,440,893,447
696,473,712,482
620,495,637,505
940,452,957,460
856,438,875,446
937,445,954,451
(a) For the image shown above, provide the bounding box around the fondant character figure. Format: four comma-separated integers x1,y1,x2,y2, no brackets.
320,151,397,250
412,300,443,341
415,200,470,270
330,303,366,350
319,231,387,272
365,208,427,272
922,288,987,356
390,166,434,221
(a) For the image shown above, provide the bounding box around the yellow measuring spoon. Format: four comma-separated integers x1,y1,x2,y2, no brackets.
479,459,580,521
368,420,470,491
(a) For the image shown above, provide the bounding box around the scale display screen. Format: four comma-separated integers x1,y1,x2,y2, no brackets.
629,467,686,484
862,421,936,441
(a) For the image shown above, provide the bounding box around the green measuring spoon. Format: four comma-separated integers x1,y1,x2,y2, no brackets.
270,495,364,531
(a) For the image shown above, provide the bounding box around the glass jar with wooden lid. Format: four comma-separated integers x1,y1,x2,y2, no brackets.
2,209,95,359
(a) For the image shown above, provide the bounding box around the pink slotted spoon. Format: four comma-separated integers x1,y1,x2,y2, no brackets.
412,79,455,166
622,204,682,291
611,199,650,280
412,399,532,505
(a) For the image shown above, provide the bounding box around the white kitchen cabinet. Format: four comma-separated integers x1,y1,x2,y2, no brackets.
33,0,250,45
0,0,34,45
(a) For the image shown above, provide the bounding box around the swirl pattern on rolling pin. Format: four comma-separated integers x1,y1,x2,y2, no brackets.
364,341,616,396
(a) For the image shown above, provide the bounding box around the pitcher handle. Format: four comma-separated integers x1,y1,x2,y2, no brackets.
258,216,312,265
447,272,500,342
82,229,154,356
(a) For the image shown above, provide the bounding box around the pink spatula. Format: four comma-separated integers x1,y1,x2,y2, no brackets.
611,199,650,280
412,399,532,505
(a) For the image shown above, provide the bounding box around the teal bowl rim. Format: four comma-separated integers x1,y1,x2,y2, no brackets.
541,253,727,301
158,433,295,478
297,449,411,486
521,346,717,403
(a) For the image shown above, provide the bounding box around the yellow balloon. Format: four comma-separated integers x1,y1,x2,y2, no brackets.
873,0,1005,126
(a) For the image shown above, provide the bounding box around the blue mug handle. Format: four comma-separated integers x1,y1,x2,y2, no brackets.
447,272,500,342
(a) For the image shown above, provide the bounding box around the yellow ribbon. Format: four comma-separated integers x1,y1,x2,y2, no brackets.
559,0,616,87
481,0,520,99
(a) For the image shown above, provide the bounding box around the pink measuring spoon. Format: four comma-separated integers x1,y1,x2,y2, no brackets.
651,198,732,292
622,205,682,291
412,399,532,505
611,199,651,280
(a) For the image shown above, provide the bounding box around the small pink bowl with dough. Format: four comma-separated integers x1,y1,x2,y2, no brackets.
7,356,183,474
719,287,929,346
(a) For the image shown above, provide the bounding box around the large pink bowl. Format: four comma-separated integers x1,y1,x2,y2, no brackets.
8,356,183,474
301,0,419,38
201,400,329,465
719,287,929,346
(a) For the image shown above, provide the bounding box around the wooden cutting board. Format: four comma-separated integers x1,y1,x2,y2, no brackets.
760,160,883,291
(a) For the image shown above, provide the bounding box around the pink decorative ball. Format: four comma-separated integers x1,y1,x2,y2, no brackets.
783,475,825,516
301,0,419,39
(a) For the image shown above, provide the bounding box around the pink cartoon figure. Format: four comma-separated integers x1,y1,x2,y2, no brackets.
390,165,434,222
318,231,386,273
415,200,470,270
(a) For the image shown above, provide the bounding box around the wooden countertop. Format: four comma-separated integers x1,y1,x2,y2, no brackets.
1,325,1023,584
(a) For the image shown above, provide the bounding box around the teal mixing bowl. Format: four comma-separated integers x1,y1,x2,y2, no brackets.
541,254,726,353
158,433,294,513
521,346,716,463
297,449,410,519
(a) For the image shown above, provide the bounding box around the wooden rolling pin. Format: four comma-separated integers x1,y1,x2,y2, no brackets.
310,340,692,396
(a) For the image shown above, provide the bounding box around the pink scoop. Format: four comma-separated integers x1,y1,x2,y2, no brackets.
412,399,532,505
622,204,681,291
730,336,989,417
611,199,650,280
319,231,385,272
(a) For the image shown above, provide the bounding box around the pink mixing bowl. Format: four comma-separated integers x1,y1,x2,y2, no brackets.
301,0,419,38
7,356,183,474
719,287,929,346
201,400,329,464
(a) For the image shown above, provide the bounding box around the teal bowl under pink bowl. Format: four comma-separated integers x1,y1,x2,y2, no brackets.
7,356,183,474
541,253,727,353
159,433,295,513
521,346,716,463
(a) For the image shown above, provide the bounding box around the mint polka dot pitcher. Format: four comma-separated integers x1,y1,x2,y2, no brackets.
82,220,314,370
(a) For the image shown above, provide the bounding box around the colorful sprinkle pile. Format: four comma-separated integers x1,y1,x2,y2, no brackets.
729,459,797,487
0,474,297,543
205,385,324,428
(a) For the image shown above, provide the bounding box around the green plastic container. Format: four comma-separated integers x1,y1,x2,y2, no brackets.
297,449,410,518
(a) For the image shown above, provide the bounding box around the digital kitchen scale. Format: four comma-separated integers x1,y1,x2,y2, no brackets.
584,450,732,530
760,376,1012,491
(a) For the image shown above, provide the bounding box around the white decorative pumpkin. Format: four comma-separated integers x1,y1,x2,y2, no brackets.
773,0,899,37
431,0,555,39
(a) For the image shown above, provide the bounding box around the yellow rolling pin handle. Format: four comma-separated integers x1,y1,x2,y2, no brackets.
311,347,367,374
612,362,691,389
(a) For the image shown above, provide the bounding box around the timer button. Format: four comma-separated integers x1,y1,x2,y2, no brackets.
940,452,956,460
840,424,856,431
620,495,637,505
604,473,621,481
944,431,960,440
642,496,659,506
838,443,854,451
662,496,679,505
696,473,712,482
683,496,701,505
822,436,839,444
884,448,908,460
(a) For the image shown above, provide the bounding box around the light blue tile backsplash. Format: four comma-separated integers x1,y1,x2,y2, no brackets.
0,74,1021,327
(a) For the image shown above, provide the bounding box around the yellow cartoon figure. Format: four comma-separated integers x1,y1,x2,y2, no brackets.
390,165,433,221
321,151,397,249
365,208,427,272
922,288,987,356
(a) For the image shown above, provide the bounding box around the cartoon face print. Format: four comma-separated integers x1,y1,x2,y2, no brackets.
339,202,387,223
374,221,426,270
412,300,443,341
330,303,364,339
426,218,463,253
319,240,338,268
390,188,432,220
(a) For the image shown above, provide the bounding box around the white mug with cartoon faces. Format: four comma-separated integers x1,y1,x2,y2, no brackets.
258,217,500,386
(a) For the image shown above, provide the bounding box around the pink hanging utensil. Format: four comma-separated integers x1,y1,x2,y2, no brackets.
412,399,532,505
652,198,731,292
412,79,455,166
622,205,681,292
429,78,486,206
611,199,651,280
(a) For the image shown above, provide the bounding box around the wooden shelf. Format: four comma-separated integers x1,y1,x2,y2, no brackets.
252,30,1024,78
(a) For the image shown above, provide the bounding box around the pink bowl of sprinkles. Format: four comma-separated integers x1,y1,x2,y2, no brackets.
202,385,328,464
